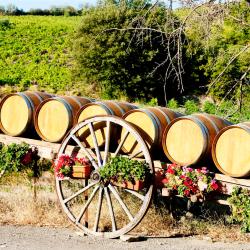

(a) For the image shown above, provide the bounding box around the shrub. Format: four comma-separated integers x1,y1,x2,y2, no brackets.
202,101,216,114
0,143,38,173
184,100,200,115
0,19,12,30
167,98,179,109
227,187,250,233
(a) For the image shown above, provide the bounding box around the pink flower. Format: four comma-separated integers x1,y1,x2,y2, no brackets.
162,178,168,185
201,167,208,174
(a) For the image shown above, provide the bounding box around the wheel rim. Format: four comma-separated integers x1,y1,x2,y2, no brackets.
55,116,154,238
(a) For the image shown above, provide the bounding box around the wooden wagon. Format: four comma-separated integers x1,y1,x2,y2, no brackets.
1,115,250,238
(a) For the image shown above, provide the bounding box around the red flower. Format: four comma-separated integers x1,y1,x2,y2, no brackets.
184,189,190,197
21,150,33,165
183,177,192,187
210,179,219,191
167,167,175,174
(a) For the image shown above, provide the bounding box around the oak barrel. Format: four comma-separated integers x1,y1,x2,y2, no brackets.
75,101,137,148
212,122,250,177
162,114,232,166
34,96,92,142
121,107,182,155
0,91,53,136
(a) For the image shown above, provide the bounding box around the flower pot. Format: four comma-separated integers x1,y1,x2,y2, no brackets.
71,165,92,179
112,180,144,191
162,187,173,197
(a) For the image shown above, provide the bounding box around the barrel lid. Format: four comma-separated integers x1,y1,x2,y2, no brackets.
212,124,250,177
76,102,113,124
36,99,71,142
162,116,208,165
0,94,32,136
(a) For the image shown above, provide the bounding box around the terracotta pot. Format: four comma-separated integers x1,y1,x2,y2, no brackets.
71,165,92,179
112,180,144,191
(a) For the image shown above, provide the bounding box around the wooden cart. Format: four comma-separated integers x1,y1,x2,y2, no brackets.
0,115,249,238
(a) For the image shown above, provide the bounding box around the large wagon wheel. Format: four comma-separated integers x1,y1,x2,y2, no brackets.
55,116,154,238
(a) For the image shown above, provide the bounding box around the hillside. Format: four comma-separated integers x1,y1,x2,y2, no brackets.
0,16,81,93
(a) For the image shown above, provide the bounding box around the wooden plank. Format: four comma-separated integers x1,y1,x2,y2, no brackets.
0,134,59,159
215,173,250,187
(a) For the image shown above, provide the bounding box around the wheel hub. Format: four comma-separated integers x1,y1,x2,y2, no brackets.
90,170,101,183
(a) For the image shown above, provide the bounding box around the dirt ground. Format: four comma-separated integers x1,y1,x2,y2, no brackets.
0,225,250,250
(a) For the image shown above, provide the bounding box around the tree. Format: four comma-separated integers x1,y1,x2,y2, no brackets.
72,0,182,103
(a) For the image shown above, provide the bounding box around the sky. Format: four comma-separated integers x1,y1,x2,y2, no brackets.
0,0,97,10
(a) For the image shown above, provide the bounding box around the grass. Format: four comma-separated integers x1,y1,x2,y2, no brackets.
0,171,250,242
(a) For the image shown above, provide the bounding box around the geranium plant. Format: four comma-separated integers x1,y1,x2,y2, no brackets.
0,142,38,174
161,163,221,200
54,154,91,179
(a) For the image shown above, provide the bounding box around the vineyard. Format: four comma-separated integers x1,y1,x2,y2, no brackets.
0,16,80,92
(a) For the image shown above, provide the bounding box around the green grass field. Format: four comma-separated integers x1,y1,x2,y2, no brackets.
0,16,81,93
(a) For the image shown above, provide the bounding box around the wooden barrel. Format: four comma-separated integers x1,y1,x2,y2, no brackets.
75,101,137,148
34,96,92,142
121,107,182,155
212,122,250,177
162,114,232,166
0,91,53,136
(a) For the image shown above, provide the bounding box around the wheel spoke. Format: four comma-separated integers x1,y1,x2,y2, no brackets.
113,130,129,157
129,149,143,159
124,189,145,201
104,187,117,232
93,187,104,232
108,184,134,222
88,122,102,167
76,185,99,223
103,121,111,166
63,182,96,204
71,134,98,169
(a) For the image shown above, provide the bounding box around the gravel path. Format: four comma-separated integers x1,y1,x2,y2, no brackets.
0,225,250,250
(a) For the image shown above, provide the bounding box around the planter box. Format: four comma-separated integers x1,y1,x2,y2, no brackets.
71,165,91,179
112,180,144,191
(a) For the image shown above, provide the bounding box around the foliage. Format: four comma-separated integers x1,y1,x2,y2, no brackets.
0,5,81,16
202,101,216,115
184,100,200,115
161,164,221,199
99,156,150,184
0,143,38,173
0,16,80,92
177,1,250,101
227,187,250,233
167,98,179,109
0,19,12,30
147,98,158,107
73,1,180,102
54,154,91,179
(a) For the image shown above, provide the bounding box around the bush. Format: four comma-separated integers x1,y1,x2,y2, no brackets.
202,101,216,114
167,98,179,109
228,187,250,233
184,100,200,115
0,19,12,30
